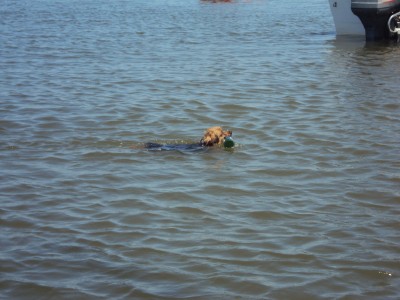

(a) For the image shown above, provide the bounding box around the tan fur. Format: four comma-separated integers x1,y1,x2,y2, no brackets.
201,126,232,146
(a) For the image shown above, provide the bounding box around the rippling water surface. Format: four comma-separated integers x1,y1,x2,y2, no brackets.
1,0,400,299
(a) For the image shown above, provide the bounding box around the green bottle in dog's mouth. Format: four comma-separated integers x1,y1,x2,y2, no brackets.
223,136,235,148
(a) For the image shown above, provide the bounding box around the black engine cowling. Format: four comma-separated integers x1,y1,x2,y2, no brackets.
351,0,400,40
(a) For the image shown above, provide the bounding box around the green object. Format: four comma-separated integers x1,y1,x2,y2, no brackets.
223,137,235,148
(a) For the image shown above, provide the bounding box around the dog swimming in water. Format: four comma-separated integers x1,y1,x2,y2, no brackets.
144,126,234,151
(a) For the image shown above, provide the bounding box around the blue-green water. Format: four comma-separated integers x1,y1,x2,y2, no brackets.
1,0,399,299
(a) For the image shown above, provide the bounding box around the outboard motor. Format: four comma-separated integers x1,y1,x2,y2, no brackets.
351,0,400,40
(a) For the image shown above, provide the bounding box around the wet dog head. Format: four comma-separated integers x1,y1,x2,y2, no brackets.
200,126,232,146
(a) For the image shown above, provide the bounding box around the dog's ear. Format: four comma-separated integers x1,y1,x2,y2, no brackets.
209,132,218,145
201,129,209,145
200,131,212,146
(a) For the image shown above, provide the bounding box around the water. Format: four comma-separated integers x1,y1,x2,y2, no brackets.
1,0,399,299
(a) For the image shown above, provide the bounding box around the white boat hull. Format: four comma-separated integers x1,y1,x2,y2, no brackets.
329,0,365,35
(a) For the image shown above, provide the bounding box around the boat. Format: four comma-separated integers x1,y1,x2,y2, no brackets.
329,0,400,40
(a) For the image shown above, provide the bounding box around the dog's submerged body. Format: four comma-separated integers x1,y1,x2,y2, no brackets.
145,126,232,151
144,142,204,152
